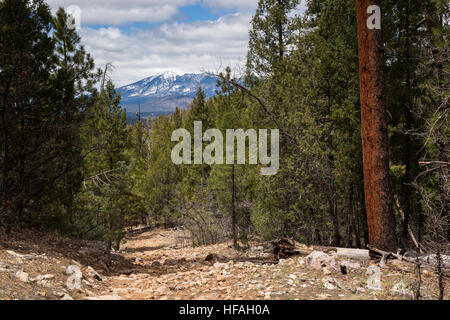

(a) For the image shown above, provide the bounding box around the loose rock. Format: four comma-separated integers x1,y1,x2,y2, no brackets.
340,260,361,270
306,251,337,271
390,281,414,299
15,270,29,283
322,277,336,290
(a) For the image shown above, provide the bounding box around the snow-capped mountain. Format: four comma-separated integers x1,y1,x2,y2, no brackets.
117,72,218,114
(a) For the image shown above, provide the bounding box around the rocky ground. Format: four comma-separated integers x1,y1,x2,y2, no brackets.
0,228,448,300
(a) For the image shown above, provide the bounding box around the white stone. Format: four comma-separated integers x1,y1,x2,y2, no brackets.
33,274,54,282
340,260,361,270
390,281,414,298
322,278,336,290
15,270,29,282
305,251,337,271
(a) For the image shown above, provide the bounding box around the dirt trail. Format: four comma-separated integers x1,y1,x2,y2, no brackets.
1,228,447,300
81,228,448,300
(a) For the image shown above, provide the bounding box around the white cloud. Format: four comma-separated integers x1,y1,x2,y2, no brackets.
80,13,252,86
47,0,258,25
201,0,258,11
47,0,195,25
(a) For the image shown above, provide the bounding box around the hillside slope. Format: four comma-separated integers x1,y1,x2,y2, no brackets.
1,229,447,300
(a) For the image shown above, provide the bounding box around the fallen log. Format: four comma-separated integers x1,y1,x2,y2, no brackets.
336,248,370,261
368,245,450,271
368,245,412,262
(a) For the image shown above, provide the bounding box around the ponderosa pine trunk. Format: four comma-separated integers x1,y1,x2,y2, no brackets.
356,0,397,251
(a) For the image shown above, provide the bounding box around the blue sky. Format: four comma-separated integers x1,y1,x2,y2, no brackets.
177,5,231,22
47,1,304,87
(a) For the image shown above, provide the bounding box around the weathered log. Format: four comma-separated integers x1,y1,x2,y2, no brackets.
368,245,450,270
336,248,371,261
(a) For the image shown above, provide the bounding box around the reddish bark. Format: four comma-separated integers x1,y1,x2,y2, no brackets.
356,0,397,250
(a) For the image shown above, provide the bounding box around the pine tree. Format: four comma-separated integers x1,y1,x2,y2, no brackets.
0,0,96,231
50,8,97,227
145,113,183,227
81,80,130,249
247,0,300,78
183,87,214,188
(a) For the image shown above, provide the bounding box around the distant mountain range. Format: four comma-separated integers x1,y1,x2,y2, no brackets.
117,71,218,114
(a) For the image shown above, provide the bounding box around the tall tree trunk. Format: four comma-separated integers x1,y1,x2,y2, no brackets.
356,0,397,250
